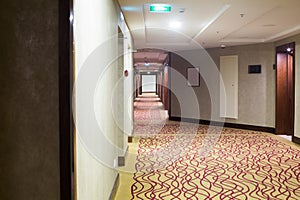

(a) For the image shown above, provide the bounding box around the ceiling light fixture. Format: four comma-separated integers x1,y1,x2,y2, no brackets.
179,8,185,13
150,4,171,13
169,21,181,28
287,48,291,52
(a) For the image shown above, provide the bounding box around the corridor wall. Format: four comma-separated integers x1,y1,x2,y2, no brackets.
0,0,60,199
170,42,275,128
74,0,132,199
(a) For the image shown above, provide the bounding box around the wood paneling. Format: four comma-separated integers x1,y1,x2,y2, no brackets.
276,53,289,134
135,74,141,97
163,66,169,110
275,42,295,135
288,54,294,134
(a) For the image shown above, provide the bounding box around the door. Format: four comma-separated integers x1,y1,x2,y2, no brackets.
275,43,295,135
220,55,238,119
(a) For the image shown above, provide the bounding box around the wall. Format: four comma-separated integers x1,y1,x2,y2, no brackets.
275,34,300,138
170,42,275,127
74,0,132,199
207,43,275,127
0,0,60,199
119,12,134,138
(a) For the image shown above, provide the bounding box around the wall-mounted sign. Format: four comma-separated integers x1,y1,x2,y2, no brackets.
248,65,261,74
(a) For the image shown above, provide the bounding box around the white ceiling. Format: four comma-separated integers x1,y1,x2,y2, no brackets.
118,0,300,50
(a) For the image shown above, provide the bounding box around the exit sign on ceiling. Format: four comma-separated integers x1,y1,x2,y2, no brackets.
150,4,171,13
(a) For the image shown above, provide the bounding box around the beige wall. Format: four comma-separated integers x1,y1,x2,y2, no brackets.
0,0,60,199
207,43,276,127
74,0,132,199
274,34,300,138
170,42,276,127
170,34,300,133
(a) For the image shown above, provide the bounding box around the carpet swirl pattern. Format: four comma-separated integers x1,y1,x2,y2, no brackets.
131,126,300,199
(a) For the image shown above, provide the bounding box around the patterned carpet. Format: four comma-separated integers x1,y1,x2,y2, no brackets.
134,110,163,121
115,93,300,200
131,127,300,199
134,93,167,122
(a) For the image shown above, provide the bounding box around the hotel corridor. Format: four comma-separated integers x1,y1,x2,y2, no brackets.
114,93,300,199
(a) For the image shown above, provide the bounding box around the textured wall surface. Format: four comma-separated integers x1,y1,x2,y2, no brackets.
0,0,60,200
74,0,132,199
207,43,275,127
170,42,275,127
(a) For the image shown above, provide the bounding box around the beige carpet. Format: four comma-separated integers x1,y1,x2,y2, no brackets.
114,94,300,200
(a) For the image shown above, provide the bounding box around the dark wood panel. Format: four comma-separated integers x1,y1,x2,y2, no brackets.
275,42,295,136
164,66,169,110
276,53,289,134
287,54,294,135
159,72,162,98
135,74,140,97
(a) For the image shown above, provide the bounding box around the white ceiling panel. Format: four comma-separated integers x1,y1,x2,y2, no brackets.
118,0,300,49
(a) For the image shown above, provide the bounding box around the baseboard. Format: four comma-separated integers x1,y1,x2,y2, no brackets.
169,116,275,133
118,145,129,167
292,136,300,145
109,173,119,200
169,116,200,124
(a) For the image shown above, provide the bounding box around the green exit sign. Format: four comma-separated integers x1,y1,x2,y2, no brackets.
150,4,171,13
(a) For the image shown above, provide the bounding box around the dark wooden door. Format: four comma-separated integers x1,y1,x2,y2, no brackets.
275,43,294,135
163,66,169,110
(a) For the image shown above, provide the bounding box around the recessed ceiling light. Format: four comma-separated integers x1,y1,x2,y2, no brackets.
169,21,181,28
122,6,139,12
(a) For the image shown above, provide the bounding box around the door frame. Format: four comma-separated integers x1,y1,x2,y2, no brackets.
59,0,74,199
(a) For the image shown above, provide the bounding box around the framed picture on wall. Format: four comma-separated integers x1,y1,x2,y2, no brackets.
187,67,200,87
